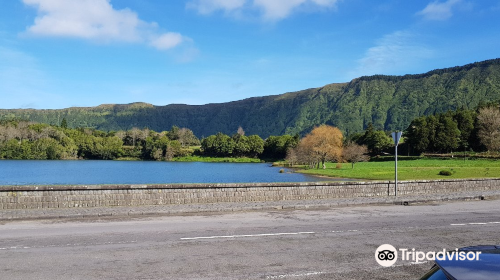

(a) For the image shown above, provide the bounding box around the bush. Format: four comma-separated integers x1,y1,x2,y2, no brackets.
438,170,452,176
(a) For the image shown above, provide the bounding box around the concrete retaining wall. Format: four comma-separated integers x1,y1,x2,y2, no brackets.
1,179,500,210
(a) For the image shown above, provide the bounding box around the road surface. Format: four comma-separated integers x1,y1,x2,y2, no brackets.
1,200,499,279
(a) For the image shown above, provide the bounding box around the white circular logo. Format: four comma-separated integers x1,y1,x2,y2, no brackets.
375,244,398,267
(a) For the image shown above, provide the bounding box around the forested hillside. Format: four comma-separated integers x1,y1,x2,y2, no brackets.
2,58,500,138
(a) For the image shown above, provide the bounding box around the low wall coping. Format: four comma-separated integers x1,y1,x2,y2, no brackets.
1,178,499,192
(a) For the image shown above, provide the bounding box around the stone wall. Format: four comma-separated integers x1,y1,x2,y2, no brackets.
1,179,500,210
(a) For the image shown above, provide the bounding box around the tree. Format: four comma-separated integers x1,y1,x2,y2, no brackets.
91,136,123,160
292,140,319,169
453,108,475,149
165,144,175,161
426,115,439,152
405,116,430,154
247,135,264,157
0,139,22,159
357,123,392,155
129,127,141,147
366,131,392,155
434,115,460,153
139,128,150,143
342,142,369,169
263,135,299,159
201,132,235,157
232,134,250,156
114,130,127,141
60,118,68,129
178,128,199,147
167,126,180,141
17,121,31,141
32,138,63,159
477,106,500,152
285,148,297,166
297,125,343,169
152,148,163,161
237,126,245,136
362,123,375,141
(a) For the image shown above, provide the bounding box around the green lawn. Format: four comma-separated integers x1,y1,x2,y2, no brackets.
296,159,500,181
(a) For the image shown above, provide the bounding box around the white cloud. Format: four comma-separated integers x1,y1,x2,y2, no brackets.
23,0,188,50
253,0,306,20
186,0,246,15
187,0,339,21
417,0,462,21
149,32,184,50
254,0,338,20
349,31,434,78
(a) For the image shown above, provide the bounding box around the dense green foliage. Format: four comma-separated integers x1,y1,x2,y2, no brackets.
0,121,120,160
404,104,500,154
349,123,392,155
347,103,499,156
2,59,500,138
200,132,264,158
0,121,197,160
0,121,288,161
262,134,299,159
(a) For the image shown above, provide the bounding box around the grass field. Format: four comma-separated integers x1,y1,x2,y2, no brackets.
296,159,500,181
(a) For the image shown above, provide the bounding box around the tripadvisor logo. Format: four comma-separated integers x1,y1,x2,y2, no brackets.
375,244,482,267
375,244,398,267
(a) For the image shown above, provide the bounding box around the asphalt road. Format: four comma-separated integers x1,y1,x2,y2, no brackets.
1,200,499,279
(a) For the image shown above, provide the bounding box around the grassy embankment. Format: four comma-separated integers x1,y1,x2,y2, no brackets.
295,159,500,181
173,156,262,163
116,156,261,163
116,156,261,162
173,146,262,162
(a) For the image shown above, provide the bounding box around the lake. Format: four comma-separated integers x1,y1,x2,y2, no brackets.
0,160,343,186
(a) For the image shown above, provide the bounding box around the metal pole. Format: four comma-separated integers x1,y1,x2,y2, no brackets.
395,144,398,196
391,131,401,197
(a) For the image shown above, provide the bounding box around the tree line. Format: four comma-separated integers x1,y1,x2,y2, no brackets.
285,103,500,170
0,121,299,161
198,127,300,160
0,120,203,160
404,105,500,154
1,102,498,164
340,103,500,160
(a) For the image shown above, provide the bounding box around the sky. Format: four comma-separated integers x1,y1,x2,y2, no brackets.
1,0,500,109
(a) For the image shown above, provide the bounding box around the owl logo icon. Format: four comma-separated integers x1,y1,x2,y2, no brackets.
375,244,398,267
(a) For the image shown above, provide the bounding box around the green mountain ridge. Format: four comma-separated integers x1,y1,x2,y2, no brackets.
2,58,500,138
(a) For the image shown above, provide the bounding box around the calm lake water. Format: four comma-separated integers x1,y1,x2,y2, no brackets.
0,160,340,186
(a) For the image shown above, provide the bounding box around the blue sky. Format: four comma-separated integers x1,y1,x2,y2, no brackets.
1,0,499,109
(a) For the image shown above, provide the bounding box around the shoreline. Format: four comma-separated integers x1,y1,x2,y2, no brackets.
1,157,264,164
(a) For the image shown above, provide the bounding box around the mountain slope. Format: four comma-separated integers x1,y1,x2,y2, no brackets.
2,58,500,138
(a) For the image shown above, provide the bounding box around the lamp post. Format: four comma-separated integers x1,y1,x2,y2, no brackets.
391,131,402,196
